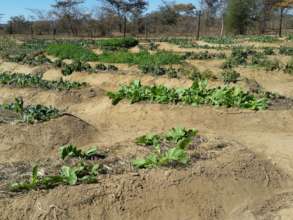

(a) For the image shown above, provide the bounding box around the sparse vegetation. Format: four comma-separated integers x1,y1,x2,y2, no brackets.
133,128,197,169
10,145,106,192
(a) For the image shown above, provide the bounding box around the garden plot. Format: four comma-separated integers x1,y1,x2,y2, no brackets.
0,36,293,220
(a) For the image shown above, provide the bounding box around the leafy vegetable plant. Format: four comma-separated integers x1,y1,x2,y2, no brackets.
59,145,105,160
0,72,86,90
133,128,197,169
107,80,268,110
0,97,60,123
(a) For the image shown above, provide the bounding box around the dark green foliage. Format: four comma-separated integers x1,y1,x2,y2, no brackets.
0,72,86,90
222,47,254,68
279,47,293,56
139,64,214,80
96,37,139,51
251,52,267,65
47,43,99,61
107,80,268,110
96,64,118,71
0,97,60,123
221,69,240,84
263,47,275,55
225,0,256,34
148,41,159,50
55,60,119,76
7,53,52,66
183,51,226,60
61,61,92,76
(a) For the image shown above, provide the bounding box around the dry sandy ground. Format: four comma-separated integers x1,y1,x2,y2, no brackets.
0,41,293,220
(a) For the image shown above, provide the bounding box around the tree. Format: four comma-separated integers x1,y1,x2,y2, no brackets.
225,0,256,34
273,0,293,36
6,16,31,34
51,0,85,35
101,0,148,37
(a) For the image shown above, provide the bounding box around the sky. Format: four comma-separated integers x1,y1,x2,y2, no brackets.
0,0,200,23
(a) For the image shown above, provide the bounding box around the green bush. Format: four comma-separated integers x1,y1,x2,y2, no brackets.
96,37,139,51
46,43,99,61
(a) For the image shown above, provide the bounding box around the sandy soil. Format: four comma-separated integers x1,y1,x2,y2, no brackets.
0,39,293,220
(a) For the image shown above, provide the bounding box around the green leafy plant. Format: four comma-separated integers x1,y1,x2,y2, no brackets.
10,163,101,192
135,134,161,147
0,97,60,123
0,72,86,90
133,128,197,169
107,80,268,110
59,145,104,160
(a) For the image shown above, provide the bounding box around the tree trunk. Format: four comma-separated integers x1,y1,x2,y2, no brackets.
196,11,201,40
279,8,284,37
123,16,127,38
220,15,224,37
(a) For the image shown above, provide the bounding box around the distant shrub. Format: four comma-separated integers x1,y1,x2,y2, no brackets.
96,37,139,50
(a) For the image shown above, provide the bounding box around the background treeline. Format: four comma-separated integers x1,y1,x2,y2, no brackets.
1,0,293,38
